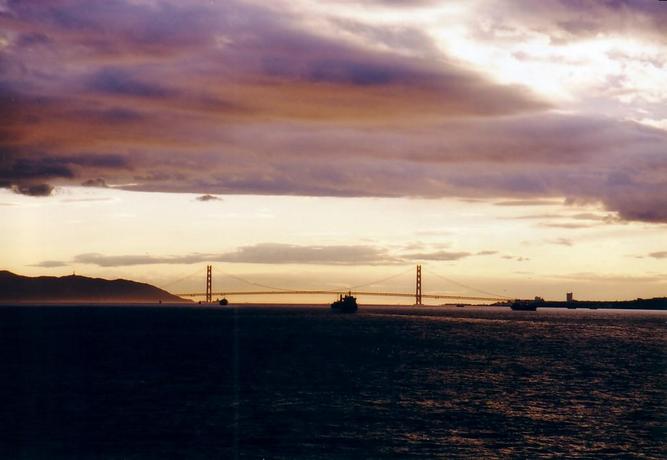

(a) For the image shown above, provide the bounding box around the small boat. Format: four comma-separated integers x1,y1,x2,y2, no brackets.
219,298,228,306
331,293,358,313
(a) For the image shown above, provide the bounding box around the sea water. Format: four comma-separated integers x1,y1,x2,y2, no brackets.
1,305,664,458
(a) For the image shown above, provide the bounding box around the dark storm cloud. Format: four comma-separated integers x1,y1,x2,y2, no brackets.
12,183,54,196
62,154,129,169
16,32,52,47
5,0,220,53
0,0,665,223
72,108,146,124
1,0,545,116
0,152,128,191
87,68,174,98
112,113,666,223
306,59,409,86
0,0,547,196
1,156,74,182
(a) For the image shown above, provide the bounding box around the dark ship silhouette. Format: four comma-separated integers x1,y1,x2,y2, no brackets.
331,293,358,313
511,296,543,311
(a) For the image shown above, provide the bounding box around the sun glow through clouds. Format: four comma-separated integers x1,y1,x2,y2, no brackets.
0,0,665,302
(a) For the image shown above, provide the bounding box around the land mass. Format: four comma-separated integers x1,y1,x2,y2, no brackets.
0,271,188,303
499,297,667,311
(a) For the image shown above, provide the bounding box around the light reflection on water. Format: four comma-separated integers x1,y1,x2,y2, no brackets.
0,305,665,458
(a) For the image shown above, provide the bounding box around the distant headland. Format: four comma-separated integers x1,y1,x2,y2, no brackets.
499,297,667,311
0,271,188,303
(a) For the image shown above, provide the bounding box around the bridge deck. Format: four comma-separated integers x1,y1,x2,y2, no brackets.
176,290,507,302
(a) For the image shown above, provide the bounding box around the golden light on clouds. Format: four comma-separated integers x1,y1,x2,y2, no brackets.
0,0,665,301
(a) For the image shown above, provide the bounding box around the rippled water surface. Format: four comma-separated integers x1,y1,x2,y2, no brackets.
1,305,665,458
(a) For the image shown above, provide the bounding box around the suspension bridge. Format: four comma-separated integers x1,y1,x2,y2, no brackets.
170,265,511,305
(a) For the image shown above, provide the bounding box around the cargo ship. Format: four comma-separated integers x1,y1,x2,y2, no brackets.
511,296,544,311
510,302,537,311
331,293,358,313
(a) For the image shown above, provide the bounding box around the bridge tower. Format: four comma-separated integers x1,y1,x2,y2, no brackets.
415,264,422,305
206,265,212,303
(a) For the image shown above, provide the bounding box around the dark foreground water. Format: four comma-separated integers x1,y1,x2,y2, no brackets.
0,305,665,459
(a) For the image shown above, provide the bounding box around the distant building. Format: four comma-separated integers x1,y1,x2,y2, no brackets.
566,292,574,302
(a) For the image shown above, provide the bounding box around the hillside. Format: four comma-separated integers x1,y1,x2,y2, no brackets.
0,271,188,303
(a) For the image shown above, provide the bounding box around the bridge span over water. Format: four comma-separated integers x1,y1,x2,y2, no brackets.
173,265,510,305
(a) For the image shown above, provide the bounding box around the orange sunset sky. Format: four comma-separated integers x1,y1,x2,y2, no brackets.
1,0,666,301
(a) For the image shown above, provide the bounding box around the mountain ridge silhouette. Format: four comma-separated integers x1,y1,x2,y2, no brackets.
0,270,188,303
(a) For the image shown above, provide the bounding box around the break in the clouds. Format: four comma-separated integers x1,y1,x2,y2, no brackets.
1,0,665,222
477,0,667,45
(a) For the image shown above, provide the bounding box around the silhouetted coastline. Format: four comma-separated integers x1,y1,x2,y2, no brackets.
0,270,188,303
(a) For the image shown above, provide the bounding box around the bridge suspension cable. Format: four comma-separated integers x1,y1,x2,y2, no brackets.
347,265,415,290
173,264,510,303
425,266,511,300
214,268,294,292
160,266,205,289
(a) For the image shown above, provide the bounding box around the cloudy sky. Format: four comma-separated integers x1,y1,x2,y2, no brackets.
1,0,665,301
